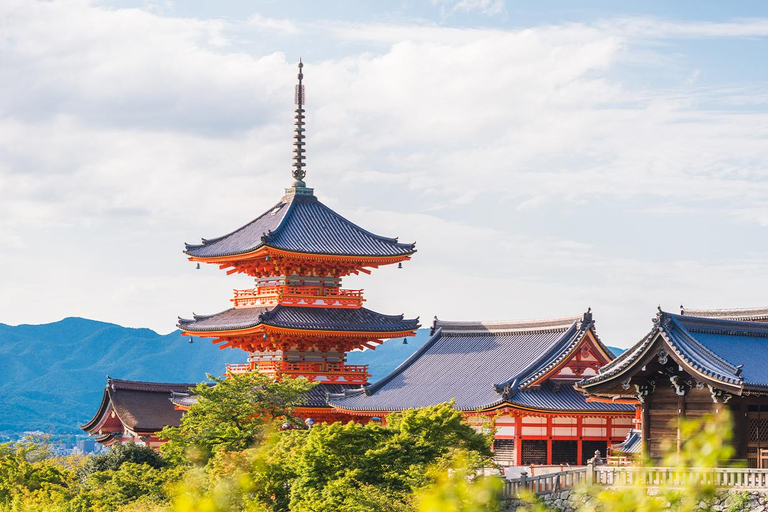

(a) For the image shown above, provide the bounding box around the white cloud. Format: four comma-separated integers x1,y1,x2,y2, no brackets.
2,2,768,346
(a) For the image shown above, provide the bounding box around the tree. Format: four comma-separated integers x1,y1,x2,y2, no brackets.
160,372,315,463
79,442,165,478
284,403,494,511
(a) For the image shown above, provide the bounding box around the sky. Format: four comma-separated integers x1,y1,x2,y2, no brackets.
2,1,768,347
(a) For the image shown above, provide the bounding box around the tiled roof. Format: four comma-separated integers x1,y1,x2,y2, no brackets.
329,313,632,413
611,429,642,455
580,311,768,391
82,378,195,434
178,305,419,333
681,306,768,322
185,192,415,259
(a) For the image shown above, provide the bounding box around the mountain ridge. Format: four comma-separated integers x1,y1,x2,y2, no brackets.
0,317,429,434
0,317,622,435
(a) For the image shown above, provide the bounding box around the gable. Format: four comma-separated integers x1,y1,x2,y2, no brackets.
529,330,614,386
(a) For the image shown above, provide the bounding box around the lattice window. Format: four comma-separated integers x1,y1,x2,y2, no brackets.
493,439,515,466
552,440,578,465
521,440,547,465
581,441,607,465
748,417,768,443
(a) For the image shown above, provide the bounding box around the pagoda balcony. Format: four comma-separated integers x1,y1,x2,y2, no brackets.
226,361,370,384
232,286,365,309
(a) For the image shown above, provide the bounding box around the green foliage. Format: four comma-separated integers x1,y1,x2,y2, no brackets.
0,438,75,510
78,462,169,511
725,491,751,512
0,384,495,512
78,442,165,477
170,402,494,512
160,372,315,463
284,403,493,511
414,453,502,512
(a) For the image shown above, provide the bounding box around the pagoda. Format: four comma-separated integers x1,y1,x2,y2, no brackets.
177,61,420,422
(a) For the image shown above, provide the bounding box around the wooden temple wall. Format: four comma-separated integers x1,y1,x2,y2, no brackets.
489,413,634,466
644,384,721,460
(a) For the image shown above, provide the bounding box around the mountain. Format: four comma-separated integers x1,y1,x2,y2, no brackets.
0,318,429,435
0,318,621,435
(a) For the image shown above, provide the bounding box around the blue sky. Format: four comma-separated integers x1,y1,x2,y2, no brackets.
1,1,768,347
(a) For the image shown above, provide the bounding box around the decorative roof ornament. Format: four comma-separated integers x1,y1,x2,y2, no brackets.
292,59,307,186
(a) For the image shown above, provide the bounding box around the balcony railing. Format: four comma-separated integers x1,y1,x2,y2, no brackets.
232,286,365,308
226,361,370,383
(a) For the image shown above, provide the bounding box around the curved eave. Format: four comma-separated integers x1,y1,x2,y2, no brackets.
329,400,634,416
181,324,419,338
187,246,416,264
94,434,117,446
578,330,745,394
81,387,111,432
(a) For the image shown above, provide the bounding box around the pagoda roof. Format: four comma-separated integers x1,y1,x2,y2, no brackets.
185,191,416,260
81,378,194,435
329,313,632,413
579,310,768,393
178,305,419,334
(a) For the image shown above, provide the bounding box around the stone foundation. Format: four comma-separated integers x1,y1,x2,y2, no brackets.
504,489,768,512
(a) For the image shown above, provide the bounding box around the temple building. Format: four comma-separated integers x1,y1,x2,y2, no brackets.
329,311,635,466
577,307,768,467
81,378,194,447
175,61,419,423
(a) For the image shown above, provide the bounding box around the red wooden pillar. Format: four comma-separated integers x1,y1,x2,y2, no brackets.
515,415,523,466
546,416,553,465
576,416,583,464
606,416,613,448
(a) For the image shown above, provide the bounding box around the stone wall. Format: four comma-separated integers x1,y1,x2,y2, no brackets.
503,489,768,512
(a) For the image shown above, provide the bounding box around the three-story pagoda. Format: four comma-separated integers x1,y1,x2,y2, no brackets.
177,62,420,421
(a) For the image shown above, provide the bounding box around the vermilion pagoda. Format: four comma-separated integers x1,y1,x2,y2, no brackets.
176,62,419,422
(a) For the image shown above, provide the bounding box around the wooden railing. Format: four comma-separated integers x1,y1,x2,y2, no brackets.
594,466,768,488
502,463,768,499
232,286,365,308
256,361,369,375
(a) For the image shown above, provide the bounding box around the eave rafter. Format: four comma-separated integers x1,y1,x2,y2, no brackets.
182,325,415,353
189,247,411,278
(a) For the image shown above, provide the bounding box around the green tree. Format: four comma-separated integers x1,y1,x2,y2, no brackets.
160,372,315,463
285,403,493,511
0,438,81,511
78,442,165,478
78,462,169,511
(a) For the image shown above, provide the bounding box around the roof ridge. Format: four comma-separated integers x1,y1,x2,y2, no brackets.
682,306,768,320
108,378,196,391
435,315,581,334
675,313,768,337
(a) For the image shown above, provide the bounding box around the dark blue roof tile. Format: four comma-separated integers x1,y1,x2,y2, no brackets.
581,311,768,391
186,192,415,259
330,315,632,413
178,305,419,333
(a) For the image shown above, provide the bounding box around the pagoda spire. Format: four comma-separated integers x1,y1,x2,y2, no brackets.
292,59,307,186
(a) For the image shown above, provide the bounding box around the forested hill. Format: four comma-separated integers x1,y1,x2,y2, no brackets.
0,318,623,435
0,318,430,435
